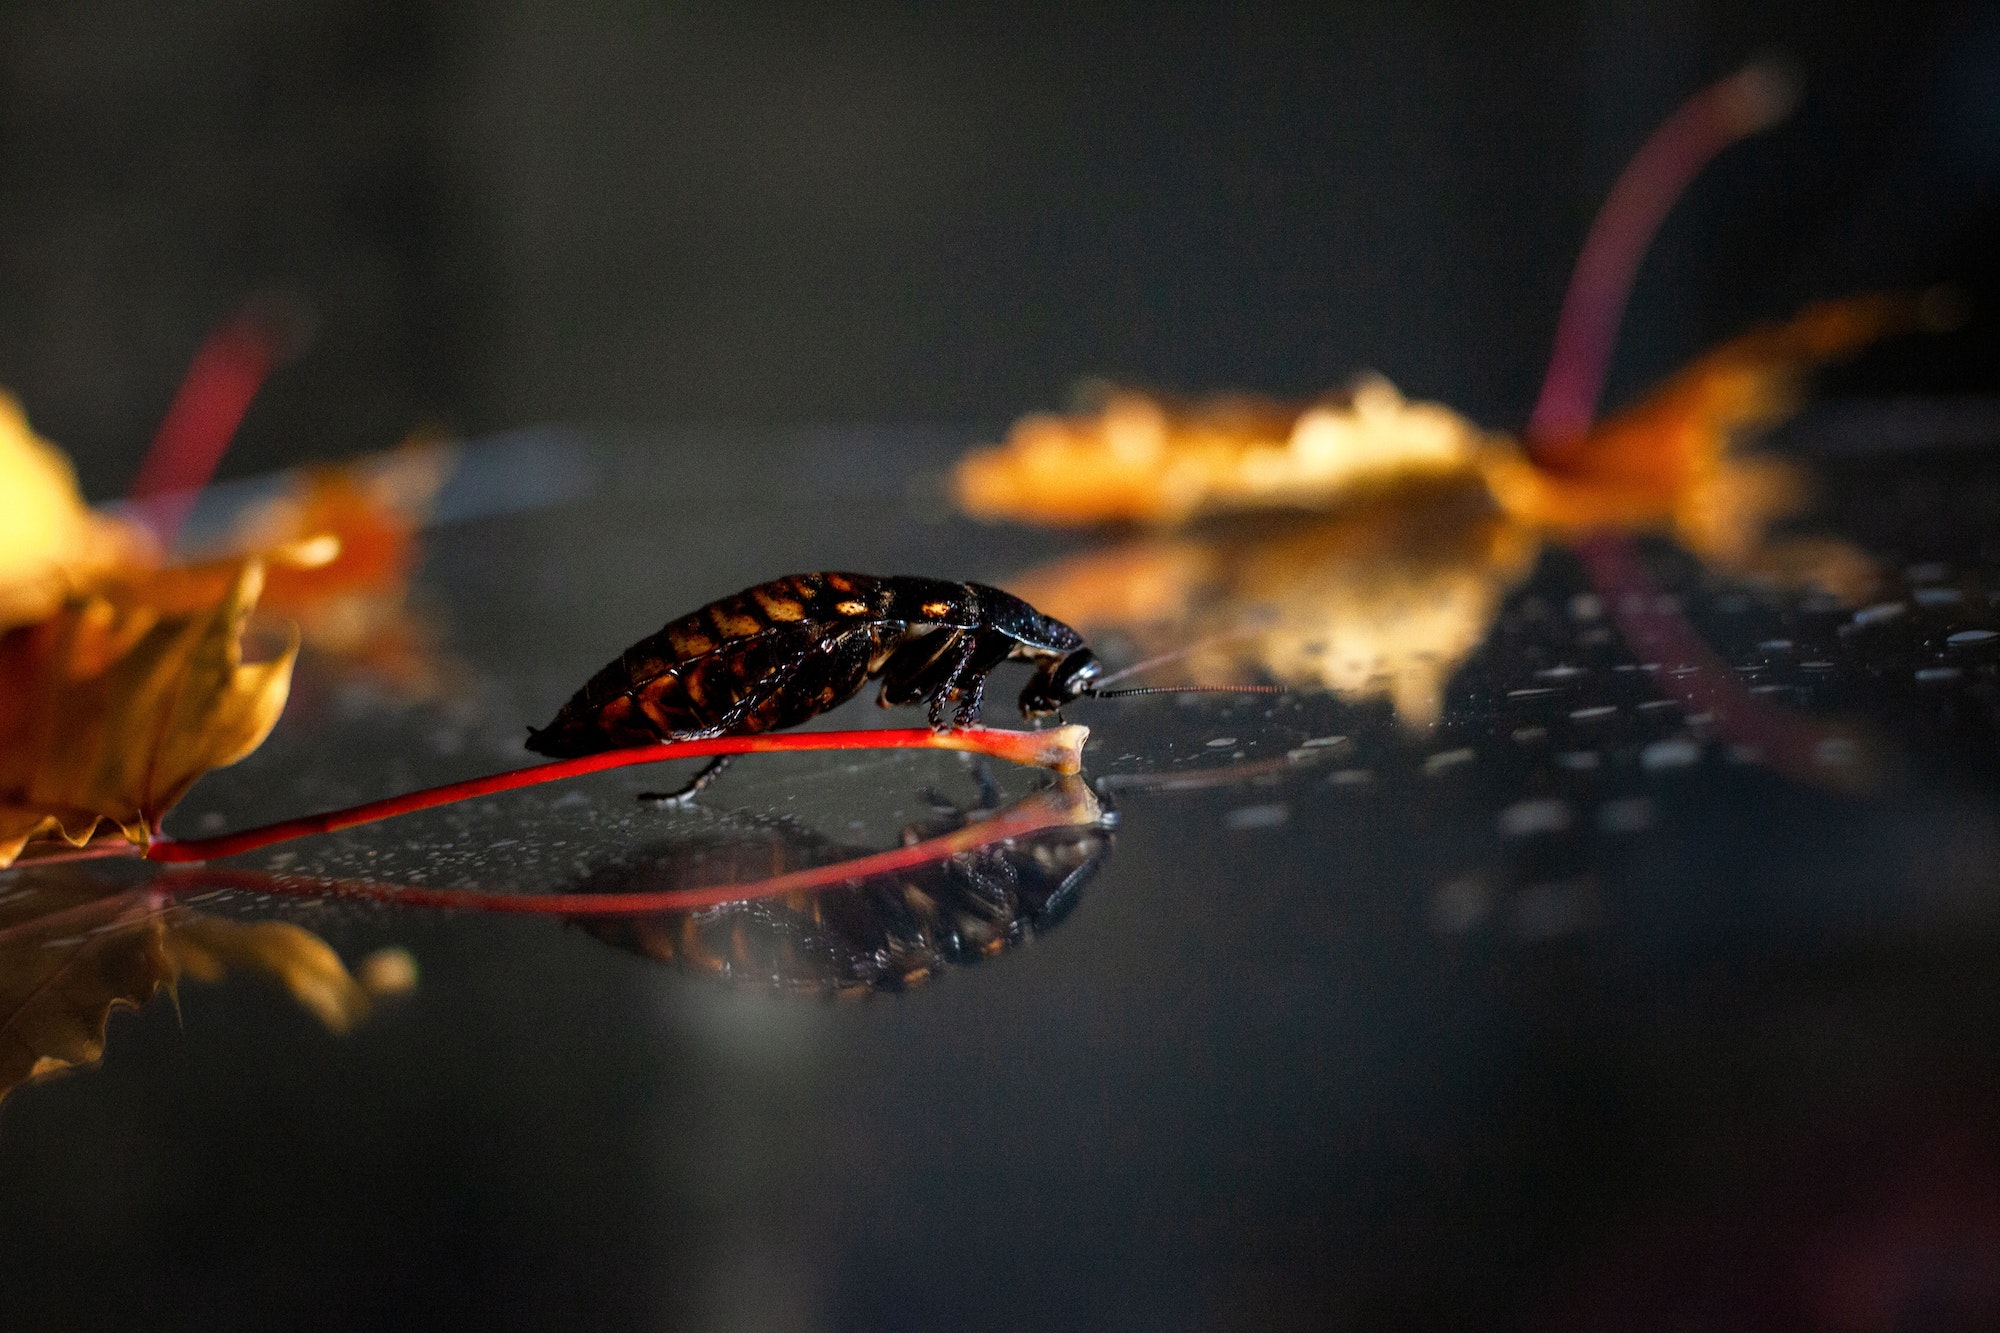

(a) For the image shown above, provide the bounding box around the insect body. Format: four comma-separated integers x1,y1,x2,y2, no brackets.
525,573,1104,795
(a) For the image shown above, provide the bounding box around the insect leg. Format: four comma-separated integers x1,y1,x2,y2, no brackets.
946,632,1015,728
638,753,737,804
928,631,984,729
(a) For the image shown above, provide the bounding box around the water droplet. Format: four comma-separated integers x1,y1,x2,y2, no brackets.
1297,735,1348,748
1512,880,1597,940
1640,738,1702,770
1636,699,1677,712
1948,629,1998,646
1222,803,1289,831
1758,639,1794,651
1915,587,1964,607
1499,798,1574,837
1568,593,1604,622
1423,748,1476,775
1327,769,1375,786
1536,665,1588,680
1557,751,1600,770
1852,602,1906,627
1597,798,1655,833
1206,737,1238,748
1800,660,1836,671
1508,687,1556,699
1512,726,1548,743
1916,667,1962,682
1569,705,1617,721
1432,878,1491,933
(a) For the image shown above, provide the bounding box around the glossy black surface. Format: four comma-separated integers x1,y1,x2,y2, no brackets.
6,420,2000,1330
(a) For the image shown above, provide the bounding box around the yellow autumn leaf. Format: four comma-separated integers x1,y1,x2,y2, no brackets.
955,376,1495,526
0,391,158,631
0,869,374,1109
1481,295,1933,562
0,560,297,867
955,297,1921,582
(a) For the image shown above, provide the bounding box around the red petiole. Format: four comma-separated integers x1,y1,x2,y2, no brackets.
128,725,1086,864
147,777,1101,917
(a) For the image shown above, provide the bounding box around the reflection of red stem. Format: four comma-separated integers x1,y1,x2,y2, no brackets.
1574,534,1865,790
1528,64,1796,451
150,782,1095,916
144,725,1087,863
126,309,289,548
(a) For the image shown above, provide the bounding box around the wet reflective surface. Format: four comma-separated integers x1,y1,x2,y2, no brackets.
8,420,2000,1329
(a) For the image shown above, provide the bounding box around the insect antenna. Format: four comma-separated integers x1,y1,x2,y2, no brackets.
1089,629,1262,690
1087,684,1284,700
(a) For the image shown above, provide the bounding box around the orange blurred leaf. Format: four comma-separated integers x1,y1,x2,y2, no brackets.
0,392,158,631
0,560,297,867
955,376,1494,526
959,297,1920,592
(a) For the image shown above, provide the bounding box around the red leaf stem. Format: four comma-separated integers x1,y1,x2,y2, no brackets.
144,724,1088,864
1527,63,1796,452
126,303,301,548
149,777,1102,916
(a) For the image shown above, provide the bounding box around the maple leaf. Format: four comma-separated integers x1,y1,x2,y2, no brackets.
954,376,1495,526
219,436,459,694
1481,295,1935,563
0,869,370,1110
0,560,297,868
0,391,158,631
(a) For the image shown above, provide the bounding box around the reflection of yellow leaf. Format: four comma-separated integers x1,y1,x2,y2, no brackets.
0,880,172,1107
956,376,1494,525
164,917,370,1034
0,392,158,631
0,561,296,867
0,871,373,1109
1014,478,1539,727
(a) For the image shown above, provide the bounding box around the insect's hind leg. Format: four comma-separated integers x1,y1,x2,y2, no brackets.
639,753,737,805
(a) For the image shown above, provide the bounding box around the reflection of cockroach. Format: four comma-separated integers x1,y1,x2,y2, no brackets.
527,572,1112,800
572,778,1115,994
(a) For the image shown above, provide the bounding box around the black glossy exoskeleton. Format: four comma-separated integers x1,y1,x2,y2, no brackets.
526,572,1104,798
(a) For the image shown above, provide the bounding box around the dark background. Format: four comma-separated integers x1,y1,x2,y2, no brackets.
0,0,1994,497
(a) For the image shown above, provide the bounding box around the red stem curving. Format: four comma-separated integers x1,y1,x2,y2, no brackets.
149,779,1098,916
143,725,1087,864
126,304,300,548
1527,63,1797,452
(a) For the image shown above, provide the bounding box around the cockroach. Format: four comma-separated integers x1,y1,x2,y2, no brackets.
525,571,1268,801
